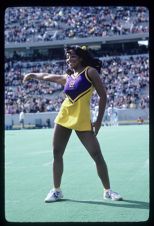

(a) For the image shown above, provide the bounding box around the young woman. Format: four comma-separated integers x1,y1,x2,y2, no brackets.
23,45,123,202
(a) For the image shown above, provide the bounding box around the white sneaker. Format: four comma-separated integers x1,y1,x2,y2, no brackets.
44,189,63,202
104,189,123,201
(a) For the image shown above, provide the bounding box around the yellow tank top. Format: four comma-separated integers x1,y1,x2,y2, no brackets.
55,66,94,131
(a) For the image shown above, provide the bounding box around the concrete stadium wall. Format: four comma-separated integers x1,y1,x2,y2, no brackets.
115,108,149,121
5,108,149,129
5,112,58,128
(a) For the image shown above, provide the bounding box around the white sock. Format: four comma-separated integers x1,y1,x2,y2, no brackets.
104,188,111,193
53,187,61,192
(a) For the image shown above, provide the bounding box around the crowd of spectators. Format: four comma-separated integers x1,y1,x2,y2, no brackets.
5,54,149,114
99,54,149,109
5,6,149,43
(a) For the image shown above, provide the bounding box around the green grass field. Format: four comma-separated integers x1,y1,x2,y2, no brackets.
5,125,149,222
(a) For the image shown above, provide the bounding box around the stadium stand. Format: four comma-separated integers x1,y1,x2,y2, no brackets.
5,6,149,43
4,6,149,126
5,54,149,114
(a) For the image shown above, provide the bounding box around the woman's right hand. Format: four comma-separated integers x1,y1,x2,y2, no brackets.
23,73,34,83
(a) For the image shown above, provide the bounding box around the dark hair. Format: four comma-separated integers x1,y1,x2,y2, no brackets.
64,45,102,74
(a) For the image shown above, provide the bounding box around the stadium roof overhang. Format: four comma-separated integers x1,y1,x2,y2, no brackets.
5,33,149,51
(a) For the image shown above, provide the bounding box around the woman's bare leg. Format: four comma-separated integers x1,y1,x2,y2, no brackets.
52,124,72,188
75,130,110,189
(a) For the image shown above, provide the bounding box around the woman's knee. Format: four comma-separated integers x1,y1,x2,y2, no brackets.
53,147,64,159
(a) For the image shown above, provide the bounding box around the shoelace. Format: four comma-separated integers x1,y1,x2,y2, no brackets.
110,191,120,197
52,191,60,198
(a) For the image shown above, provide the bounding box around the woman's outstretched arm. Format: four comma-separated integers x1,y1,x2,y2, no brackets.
23,72,67,85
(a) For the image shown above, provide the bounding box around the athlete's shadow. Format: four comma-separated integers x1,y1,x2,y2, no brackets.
62,198,149,210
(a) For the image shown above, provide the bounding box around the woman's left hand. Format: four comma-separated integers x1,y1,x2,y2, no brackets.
92,121,101,136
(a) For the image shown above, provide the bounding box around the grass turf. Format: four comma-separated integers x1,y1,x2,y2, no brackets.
5,125,149,222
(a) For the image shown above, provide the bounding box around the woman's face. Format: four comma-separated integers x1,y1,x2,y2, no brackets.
66,50,82,70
